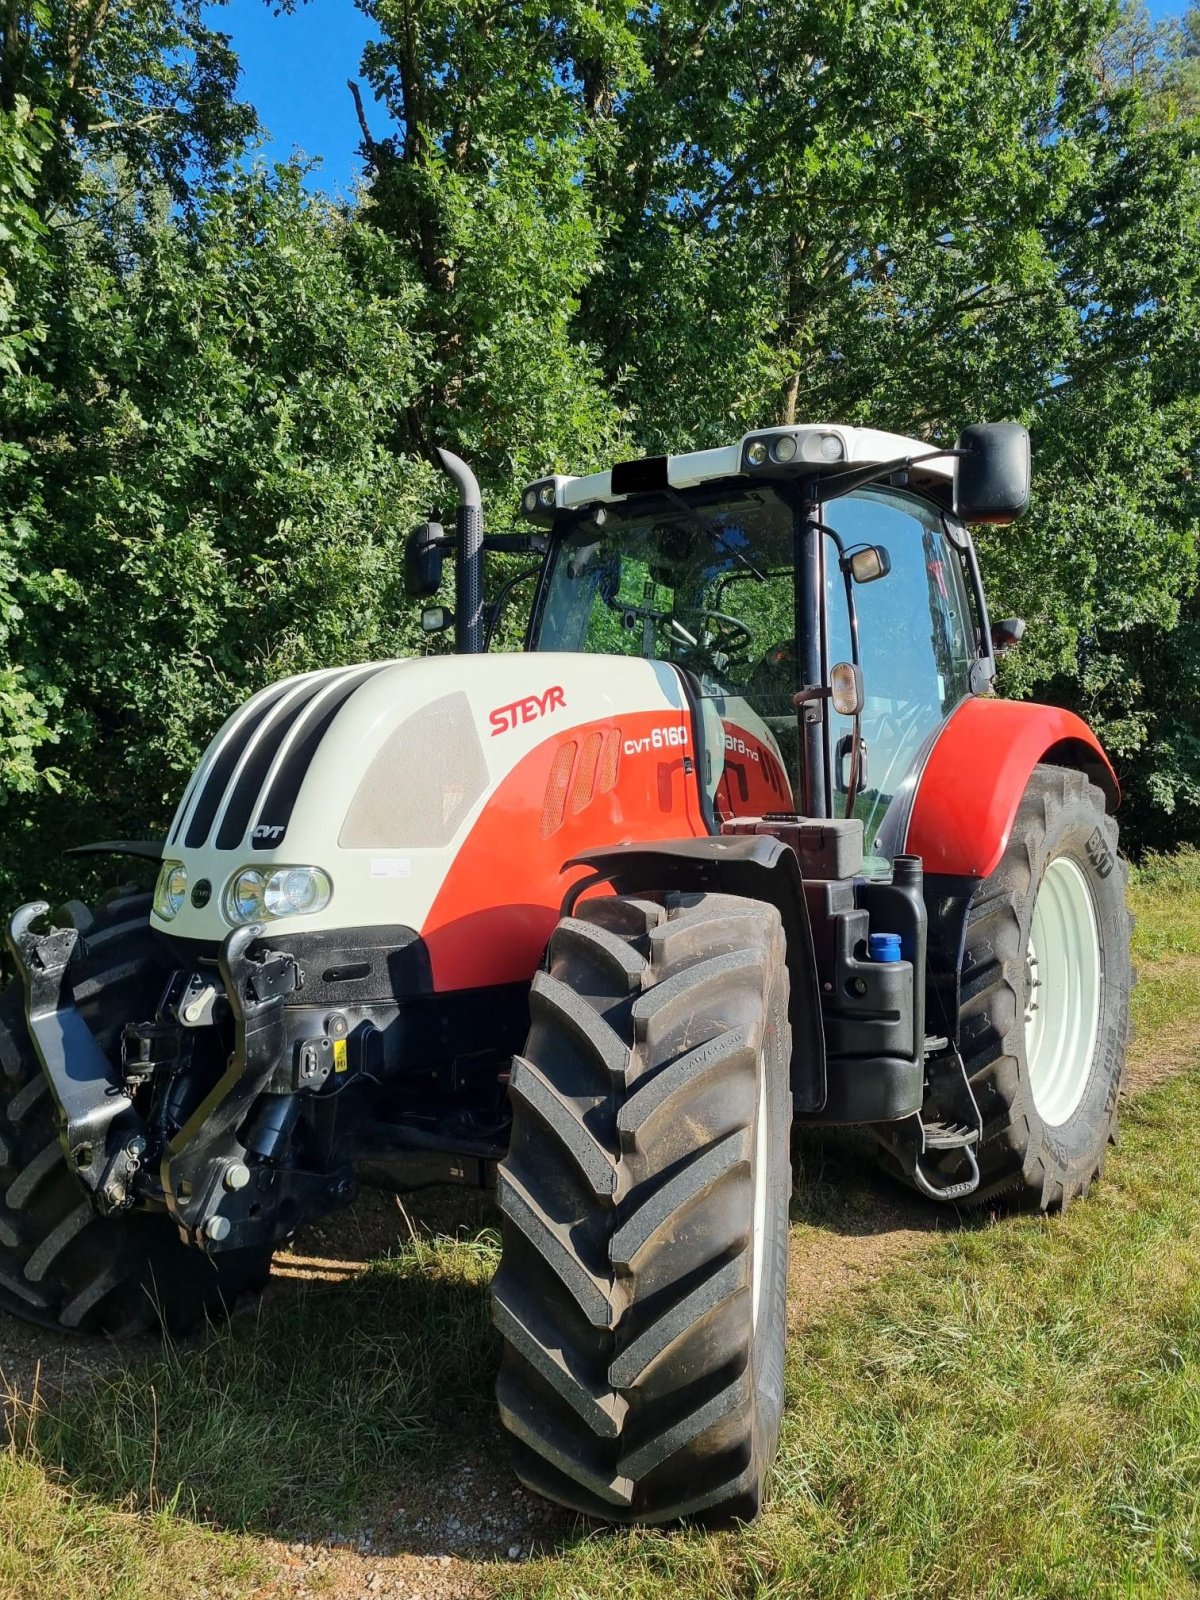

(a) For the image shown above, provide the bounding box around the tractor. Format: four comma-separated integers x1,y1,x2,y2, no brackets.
0,421,1131,1526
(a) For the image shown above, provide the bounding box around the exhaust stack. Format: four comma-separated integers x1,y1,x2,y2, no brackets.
435,447,485,655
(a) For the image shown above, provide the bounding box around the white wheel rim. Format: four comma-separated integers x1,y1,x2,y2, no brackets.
751,1049,768,1332
1024,855,1102,1127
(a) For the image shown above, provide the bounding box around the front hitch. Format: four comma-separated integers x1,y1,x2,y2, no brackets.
161,924,355,1253
5,902,145,1210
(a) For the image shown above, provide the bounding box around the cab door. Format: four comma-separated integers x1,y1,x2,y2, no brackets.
822,488,976,874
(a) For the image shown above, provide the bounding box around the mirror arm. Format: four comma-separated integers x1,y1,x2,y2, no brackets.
806,447,967,505
484,567,541,650
961,535,997,693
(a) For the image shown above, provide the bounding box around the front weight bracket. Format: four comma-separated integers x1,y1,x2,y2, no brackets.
4,901,138,1195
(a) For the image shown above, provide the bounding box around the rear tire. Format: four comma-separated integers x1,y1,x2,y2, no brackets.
0,894,273,1335
958,765,1132,1209
492,891,791,1526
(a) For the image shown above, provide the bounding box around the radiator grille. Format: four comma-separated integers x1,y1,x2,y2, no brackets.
570,731,604,815
177,666,386,851
597,727,621,796
541,727,621,839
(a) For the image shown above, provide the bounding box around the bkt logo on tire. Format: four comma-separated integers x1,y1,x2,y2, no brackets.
1085,827,1115,879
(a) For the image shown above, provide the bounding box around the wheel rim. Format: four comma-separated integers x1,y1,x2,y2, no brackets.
751,1049,768,1332
1024,855,1102,1127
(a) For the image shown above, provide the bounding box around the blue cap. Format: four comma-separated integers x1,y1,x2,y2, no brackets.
869,932,902,964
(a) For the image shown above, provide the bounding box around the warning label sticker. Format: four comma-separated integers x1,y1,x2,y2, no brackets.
370,858,412,880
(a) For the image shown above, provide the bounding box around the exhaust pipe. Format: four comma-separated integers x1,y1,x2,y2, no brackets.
435,447,485,655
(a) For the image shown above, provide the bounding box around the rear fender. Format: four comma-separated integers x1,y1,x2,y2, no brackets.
904,697,1118,880
565,836,826,1112
905,696,1119,1044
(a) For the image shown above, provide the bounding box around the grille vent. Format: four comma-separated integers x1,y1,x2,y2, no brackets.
339,691,488,850
541,727,621,839
177,665,386,851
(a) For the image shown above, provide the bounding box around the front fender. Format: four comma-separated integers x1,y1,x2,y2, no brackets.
565,836,827,1113
904,697,1119,880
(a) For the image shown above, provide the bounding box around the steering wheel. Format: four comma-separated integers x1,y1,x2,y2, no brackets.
696,609,754,658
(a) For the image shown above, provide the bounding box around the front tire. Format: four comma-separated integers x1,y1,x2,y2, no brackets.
959,765,1132,1209
0,893,273,1335
492,890,792,1526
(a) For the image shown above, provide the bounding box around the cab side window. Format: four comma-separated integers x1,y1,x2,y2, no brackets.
824,490,974,864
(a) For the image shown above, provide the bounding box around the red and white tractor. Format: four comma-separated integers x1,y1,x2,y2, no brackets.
0,421,1130,1524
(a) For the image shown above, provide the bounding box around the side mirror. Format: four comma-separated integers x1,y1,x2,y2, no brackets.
405,521,446,599
954,423,1031,525
991,616,1026,655
848,545,891,584
421,604,454,635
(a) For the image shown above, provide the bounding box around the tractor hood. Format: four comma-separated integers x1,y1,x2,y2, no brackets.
153,653,707,983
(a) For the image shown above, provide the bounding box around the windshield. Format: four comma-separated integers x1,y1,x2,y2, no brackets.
531,480,977,862
533,485,794,678
532,483,801,819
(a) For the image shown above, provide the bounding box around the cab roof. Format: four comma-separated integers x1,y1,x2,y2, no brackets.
522,424,955,515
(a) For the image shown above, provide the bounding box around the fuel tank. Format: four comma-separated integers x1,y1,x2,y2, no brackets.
154,654,710,989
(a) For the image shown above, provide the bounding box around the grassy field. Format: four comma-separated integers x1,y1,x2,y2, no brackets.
3,851,1200,1600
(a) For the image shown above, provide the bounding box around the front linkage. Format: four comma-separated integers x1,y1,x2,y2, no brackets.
5,905,356,1253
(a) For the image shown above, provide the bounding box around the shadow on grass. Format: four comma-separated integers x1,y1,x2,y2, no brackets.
23,1149,980,1562
25,1185,535,1551
788,1123,988,1240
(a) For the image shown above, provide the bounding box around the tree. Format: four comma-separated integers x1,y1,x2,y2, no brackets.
0,0,261,887
0,0,254,204
347,0,628,483
0,163,438,901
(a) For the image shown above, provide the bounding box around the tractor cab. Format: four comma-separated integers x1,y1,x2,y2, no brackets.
513,424,1013,874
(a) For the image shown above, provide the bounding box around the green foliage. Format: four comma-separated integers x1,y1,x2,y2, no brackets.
0,92,61,811
0,162,442,900
0,0,254,204
1,0,1200,892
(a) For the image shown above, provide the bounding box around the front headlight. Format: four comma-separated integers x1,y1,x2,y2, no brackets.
153,860,188,921
228,868,267,924
225,865,332,925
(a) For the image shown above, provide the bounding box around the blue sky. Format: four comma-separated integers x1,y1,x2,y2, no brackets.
212,0,381,195
211,0,1194,196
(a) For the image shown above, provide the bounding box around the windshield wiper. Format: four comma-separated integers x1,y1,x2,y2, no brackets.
660,488,768,583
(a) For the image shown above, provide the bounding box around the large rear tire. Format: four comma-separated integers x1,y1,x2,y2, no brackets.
0,893,273,1335
492,890,792,1526
959,765,1132,1209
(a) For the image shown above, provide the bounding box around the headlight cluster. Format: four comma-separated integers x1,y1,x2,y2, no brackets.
743,430,846,469
153,860,189,921
520,479,558,517
225,866,333,926
153,859,333,925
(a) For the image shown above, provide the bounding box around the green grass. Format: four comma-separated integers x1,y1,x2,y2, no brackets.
31,1229,501,1532
0,1454,264,1600
3,855,1200,1600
